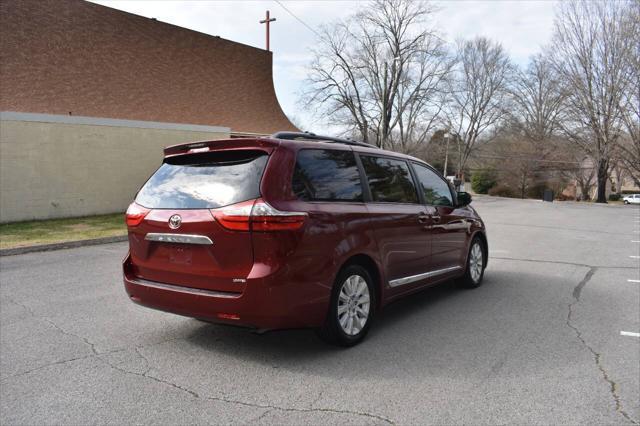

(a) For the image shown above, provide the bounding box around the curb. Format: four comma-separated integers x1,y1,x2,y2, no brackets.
0,235,128,257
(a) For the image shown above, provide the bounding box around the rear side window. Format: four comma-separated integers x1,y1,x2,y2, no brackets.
292,149,363,201
412,164,453,206
136,150,268,209
360,156,418,203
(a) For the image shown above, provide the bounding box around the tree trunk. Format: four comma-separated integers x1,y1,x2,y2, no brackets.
595,159,609,203
581,185,590,201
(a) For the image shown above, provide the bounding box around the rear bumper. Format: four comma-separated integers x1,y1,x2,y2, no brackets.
122,254,327,330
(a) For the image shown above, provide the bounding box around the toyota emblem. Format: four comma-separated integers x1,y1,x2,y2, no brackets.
168,214,182,229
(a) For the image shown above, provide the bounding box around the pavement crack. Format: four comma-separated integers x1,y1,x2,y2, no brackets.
492,256,636,270
7,297,100,355
101,349,395,424
96,350,200,399
200,394,395,425
1,354,91,382
566,267,638,425
0,347,127,383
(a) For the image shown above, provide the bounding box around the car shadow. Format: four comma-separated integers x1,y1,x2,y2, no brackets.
179,265,585,382
182,276,480,367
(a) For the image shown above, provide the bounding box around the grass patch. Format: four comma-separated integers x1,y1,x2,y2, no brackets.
0,213,126,249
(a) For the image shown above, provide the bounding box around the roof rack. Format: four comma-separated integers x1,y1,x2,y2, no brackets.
270,131,377,149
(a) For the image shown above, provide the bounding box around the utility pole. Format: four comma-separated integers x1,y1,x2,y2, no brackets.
443,131,450,176
259,10,276,51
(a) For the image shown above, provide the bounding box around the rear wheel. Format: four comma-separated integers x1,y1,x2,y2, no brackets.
458,237,486,289
317,264,375,347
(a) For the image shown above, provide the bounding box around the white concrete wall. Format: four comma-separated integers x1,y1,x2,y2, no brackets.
0,112,230,223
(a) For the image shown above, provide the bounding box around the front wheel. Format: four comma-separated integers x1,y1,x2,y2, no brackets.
624,200,629,204
458,237,486,289
317,265,375,347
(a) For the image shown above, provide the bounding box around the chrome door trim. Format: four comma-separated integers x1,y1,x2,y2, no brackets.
144,233,213,245
389,265,462,288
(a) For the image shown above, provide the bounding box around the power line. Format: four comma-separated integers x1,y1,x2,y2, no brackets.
471,154,583,164
274,0,323,39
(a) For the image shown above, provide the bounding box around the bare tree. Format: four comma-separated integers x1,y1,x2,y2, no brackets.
511,54,565,143
444,37,513,176
549,0,637,202
617,0,640,187
302,0,451,149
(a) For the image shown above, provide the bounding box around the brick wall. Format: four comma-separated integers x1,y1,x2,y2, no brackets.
0,0,296,134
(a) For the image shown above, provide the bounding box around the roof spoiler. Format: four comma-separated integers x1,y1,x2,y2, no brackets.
163,138,277,157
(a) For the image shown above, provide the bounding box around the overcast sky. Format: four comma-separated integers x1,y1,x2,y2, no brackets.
90,0,558,131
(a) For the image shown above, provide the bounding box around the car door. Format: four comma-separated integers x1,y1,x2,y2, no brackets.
358,154,431,295
411,163,468,275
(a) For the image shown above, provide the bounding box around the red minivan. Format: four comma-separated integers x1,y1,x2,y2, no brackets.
123,132,487,346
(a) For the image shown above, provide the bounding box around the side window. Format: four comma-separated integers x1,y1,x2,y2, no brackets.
291,149,363,201
360,155,418,203
412,164,453,207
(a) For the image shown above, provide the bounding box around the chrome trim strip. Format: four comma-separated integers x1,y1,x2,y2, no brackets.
389,266,463,288
144,233,213,245
128,277,241,298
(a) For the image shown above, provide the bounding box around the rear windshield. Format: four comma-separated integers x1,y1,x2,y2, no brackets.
135,150,268,209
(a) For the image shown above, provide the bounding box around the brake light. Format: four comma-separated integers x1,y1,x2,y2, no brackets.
125,203,150,227
211,199,306,232
211,200,254,231
250,200,307,231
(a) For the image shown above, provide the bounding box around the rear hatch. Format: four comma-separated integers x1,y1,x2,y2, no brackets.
126,148,270,294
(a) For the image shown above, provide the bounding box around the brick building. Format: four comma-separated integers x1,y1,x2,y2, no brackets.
0,0,296,135
0,0,296,222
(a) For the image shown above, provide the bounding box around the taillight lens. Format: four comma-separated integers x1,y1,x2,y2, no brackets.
210,200,254,231
211,199,306,232
125,202,150,227
250,200,307,231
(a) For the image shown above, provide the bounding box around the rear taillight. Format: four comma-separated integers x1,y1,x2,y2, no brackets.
211,199,306,232
250,200,307,231
125,203,150,227
210,200,254,231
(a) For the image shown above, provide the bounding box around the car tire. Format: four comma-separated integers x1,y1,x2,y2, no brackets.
458,237,486,289
624,200,629,204
317,264,375,347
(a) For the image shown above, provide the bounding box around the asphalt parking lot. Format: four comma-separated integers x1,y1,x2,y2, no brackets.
1,197,639,425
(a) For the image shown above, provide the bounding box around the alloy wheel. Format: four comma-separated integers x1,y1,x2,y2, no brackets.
469,242,483,283
337,275,371,336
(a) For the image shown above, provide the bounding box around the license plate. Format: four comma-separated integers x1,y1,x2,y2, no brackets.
169,246,192,265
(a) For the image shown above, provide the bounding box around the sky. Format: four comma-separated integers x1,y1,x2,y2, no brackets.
90,0,558,132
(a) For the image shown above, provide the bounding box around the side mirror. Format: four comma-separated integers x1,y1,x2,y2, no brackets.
457,192,472,207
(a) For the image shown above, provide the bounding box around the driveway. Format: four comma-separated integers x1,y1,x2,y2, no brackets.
1,197,638,424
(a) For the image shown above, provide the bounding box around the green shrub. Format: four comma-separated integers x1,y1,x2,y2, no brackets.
608,193,621,201
488,184,515,198
471,169,497,194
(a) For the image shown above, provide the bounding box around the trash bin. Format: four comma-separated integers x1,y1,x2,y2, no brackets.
543,189,554,202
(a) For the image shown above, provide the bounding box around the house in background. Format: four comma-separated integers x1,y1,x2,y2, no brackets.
0,0,296,223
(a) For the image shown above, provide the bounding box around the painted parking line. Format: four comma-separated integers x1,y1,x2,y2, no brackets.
627,279,640,283
630,256,640,259
620,331,640,338
632,241,640,243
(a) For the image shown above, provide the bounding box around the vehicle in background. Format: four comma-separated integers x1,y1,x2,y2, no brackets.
623,194,640,205
123,132,488,346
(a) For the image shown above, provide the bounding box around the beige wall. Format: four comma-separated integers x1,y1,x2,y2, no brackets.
0,113,229,223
